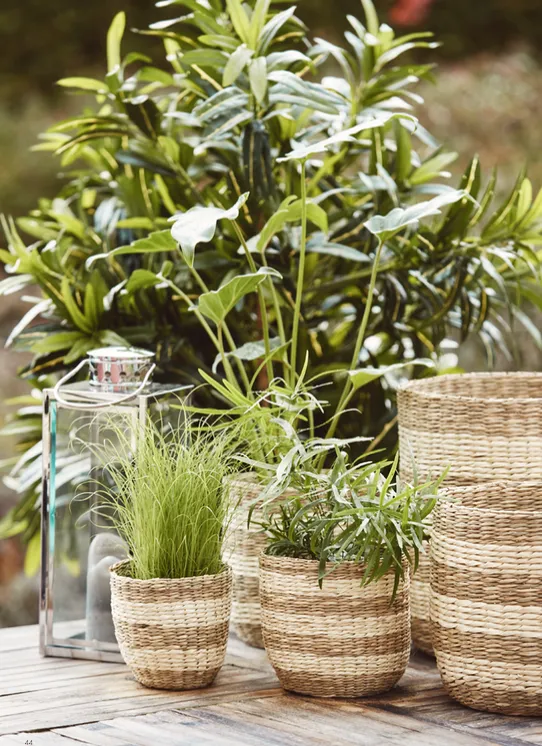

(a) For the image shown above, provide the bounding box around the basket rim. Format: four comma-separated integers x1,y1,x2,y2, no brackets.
399,371,542,405
109,559,232,584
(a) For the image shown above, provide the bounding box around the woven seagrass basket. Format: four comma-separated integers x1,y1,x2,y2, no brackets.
110,561,232,690
223,473,266,648
431,482,542,715
259,554,410,698
398,371,542,655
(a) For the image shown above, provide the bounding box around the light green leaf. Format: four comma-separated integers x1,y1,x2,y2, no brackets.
197,268,280,325
61,277,94,333
349,359,434,392
212,336,282,372
286,200,328,234
32,331,86,355
364,191,469,243
170,193,249,267
24,531,41,577
360,0,379,37
223,44,254,86
225,0,251,45
57,77,107,92
107,12,126,73
410,151,458,186
86,230,178,269
250,0,272,48
277,112,416,162
249,57,268,104
126,269,163,292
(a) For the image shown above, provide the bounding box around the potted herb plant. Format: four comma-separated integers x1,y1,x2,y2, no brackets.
249,431,443,698
93,419,239,690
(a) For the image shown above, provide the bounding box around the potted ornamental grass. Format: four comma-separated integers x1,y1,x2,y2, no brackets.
247,430,444,698
92,418,239,690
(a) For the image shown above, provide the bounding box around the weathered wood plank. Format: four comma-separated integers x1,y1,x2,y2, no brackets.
1,625,542,745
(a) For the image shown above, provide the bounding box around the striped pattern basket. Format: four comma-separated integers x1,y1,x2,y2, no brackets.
110,561,232,690
223,474,266,648
431,482,542,715
398,371,542,654
259,554,410,698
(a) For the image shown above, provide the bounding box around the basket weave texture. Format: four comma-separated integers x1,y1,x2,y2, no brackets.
223,474,266,648
397,371,542,654
431,482,542,715
110,561,232,690
259,554,410,698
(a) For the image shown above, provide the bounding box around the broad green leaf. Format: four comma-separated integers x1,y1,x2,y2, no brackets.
277,112,416,161
212,336,282,372
86,230,178,269
266,50,311,71
107,12,126,73
56,77,107,92
286,200,328,234
32,331,86,355
349,359,434,392
259,7,296,53
226,0,251,45
364,190,469,243
126,269,163,292
170,193,249,267
61,277,94,333
223,44,254,86
250,0,271,49
197,268,280,325
410,151,458,186
249,57,268,104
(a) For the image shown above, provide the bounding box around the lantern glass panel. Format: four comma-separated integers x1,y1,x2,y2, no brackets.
40,382,184,661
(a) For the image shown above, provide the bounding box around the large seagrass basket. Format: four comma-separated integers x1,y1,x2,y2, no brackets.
223,473,266,648
398,372,542,654
110,561,232,690
431,482,542,715
259,554,410,698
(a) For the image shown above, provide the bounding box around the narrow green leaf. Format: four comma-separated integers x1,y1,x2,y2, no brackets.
107,12,126,73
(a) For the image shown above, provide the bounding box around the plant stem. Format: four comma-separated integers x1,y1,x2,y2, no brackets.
187,262,252,394
164,277,239,388
232,221,274,387
324,238,384,442
290,158,308,387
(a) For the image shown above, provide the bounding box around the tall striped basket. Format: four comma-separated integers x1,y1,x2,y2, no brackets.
431,482,542,715
397,371,542,655
223,474,267,648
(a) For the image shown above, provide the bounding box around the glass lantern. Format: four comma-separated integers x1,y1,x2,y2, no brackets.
39,346,187,661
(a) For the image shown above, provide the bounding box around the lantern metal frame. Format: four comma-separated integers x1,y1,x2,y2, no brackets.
39,381,187,661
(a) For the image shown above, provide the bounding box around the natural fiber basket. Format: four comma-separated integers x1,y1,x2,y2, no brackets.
397,371,542,654
223,473,266,648
431,482,542,715
110,561,232,690
259,554,410,698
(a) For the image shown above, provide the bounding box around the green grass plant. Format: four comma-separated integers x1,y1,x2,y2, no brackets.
92,418,240,580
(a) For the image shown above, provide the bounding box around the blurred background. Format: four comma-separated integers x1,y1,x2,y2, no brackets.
1,0,541,626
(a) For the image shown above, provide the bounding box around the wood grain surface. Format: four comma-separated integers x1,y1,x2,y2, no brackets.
0,624,541,745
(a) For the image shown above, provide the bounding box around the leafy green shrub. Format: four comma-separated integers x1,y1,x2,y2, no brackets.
1,0,541,552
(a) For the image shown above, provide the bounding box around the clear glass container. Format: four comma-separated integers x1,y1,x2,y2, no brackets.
39,347,186,661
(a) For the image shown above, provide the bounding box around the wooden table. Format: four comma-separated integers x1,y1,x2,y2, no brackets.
1,625,541,745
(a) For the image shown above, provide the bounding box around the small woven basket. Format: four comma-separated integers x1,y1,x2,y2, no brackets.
259,554,410,698
110,561,232,690
223,473,266,648
431,482,542,715
398,371,542,654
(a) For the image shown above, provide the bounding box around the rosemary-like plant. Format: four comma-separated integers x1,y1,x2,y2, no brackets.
248,428,445,593
91,419,240,580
